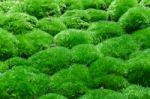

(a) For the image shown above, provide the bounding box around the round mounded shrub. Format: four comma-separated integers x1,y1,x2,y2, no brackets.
108,0,138,21
37,17,67,36
0,28,18,60
89,56,127,77
86,9,108,22
127,59,150,87
0,13,38,35
17,29,53,57
140,0,150,7
78,89,128,99
0,66,50,99
55,0,83,13
89,56,127,87
96,75,129,91
129,49,150,61
71,44,100,65
118,6,150,33
38,93,68,99
81,0,114,10
132,27,150,49
88,21,124,44
123,85,150,99
49,64,92,98
22,0,61,18
5,57,30,69
54,29,92,48
97,35,139,59
28,47,72,74
60,10,90,29
0,1,21,13
0,62,9,73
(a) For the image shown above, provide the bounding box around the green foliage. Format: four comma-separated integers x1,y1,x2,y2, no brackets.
81,0,114,10
123,85,150,99
89,56,127,77
28,47,72,74
39,93,68,99
127,58,150,87
17,29,53,57
37,17,67,36
5,57,30,69
132,27,150,49
22,0,61,18
108,0,138,21
140,0,150,7
0,28,18,60
97,75,129,91
88,21,124,44
119,6,150,33
0,1,21,13
0,62,9,73
78,89,128,99
54,29,92,48
0,13,38,34
97,35,139,59
89,56,127,87
71,44,100,65
49,64,92,98
0,66,50,99
60,10,90,29
55,0,83,13
86,9,108,22
129,48,150,61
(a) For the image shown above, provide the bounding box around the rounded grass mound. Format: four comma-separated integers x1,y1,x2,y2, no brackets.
28,47,72,75
17,29,53,57
97,35,139,59
0,28,18,60
54,29,92,48
78,89,128,99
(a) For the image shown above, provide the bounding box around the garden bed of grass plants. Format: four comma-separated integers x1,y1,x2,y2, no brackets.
0,0,150,99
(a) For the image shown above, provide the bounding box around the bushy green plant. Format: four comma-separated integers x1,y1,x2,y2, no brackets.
38,93,68,99
78,89,128,99
88,21,124,44
54,29,92,48
0,62,9,73
127,58,150,86
81,0,114,10
0,1,21,13
89,56,127,77
22,0,61,18
0,13,38,34
123,85,150,99
71,44,100,65
129,48,150,61
108,0,138,21
60,10,90,29
5,57,30,69
97,35,139,59
37,17,67,36
119,6,150,33
86,9,108,22
0,28,18,60
55,0,83,13
49,64,92,98
17,29,53,57
0,66,50,99
97,75,129,91
89,56,127,87
28,47,72,74
132,27,150,49
140,0,150,7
